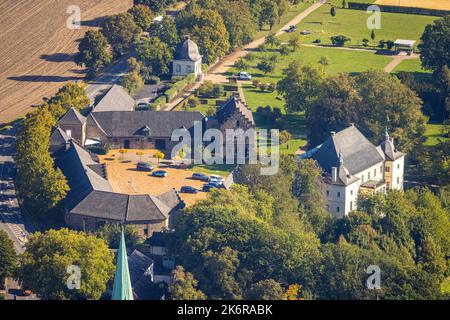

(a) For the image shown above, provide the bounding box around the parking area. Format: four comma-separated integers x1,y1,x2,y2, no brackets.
98,150,226,206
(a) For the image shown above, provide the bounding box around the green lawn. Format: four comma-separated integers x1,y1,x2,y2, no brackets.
255,1,311,39
424,123,448,146
230,45,392,111
188,164,235,177
392,58,430,74
278,1,436,48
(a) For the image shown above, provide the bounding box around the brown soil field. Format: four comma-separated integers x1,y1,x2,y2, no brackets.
0,0,133,124
374,0,450,10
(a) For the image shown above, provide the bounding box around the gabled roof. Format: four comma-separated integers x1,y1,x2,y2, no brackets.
88,110,205,137
174,35,201,61
216,96,255,127
55,142,182,223
127,195,171,222
50,127,71,146
149,231,170,247
58,107,86,125
54,141,113,210
128,250,154,286
156,189,184,211
312,125,385,176
93,85,135,113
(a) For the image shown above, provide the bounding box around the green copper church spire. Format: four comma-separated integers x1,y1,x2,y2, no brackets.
112,226,133,300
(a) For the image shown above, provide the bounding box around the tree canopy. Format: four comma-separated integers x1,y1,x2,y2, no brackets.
419,15,450,72
176,4,230,64
0,230,17,284
17,229,115,300
75,30,112,78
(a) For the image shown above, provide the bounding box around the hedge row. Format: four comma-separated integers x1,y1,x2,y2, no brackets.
164,73,196,102
348,2,450,17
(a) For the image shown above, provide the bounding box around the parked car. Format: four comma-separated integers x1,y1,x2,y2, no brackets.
236,71,252,81
22,289,32,296
137,162,153,171
137,102,148,108
152,170,168,177
180,186,198,194
192,172,210,182
203,184,220,192
209,174,224,185
286,25,297,33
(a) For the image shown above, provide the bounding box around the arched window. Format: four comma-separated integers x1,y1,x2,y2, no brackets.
176,64,181,73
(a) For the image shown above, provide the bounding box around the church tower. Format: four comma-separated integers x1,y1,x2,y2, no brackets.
111,227,133,300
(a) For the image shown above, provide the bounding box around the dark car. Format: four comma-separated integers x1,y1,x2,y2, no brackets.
287,25,297,33
180,186,198,194
202,184,220,192
137,162,153,171
191,172,210,182
152,170,168,178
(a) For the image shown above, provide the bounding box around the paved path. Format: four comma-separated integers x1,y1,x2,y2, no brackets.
85,57,129,105
383,54,419,73
205,0,327,84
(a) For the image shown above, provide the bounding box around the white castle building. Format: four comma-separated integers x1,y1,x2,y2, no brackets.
172,35,202,77
305,125,405,218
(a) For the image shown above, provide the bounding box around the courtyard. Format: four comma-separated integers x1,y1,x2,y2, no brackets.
98,149,230,207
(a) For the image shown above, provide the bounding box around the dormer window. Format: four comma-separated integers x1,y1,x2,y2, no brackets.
142,126,151,137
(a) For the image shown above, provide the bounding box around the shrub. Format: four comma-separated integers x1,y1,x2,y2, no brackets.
234,58,248,70
245,53,256,62
279,130,292,145
378,40,386,49
146,76,160,85
252,80,260,88
267,83,276,92
187,96,200,108
279,45,291,56
362,38,369,47
386,40,395,50
330,35,351,47
313,39,321,44
258,83,267,91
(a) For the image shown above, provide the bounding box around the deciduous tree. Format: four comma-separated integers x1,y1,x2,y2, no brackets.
17,229,114,300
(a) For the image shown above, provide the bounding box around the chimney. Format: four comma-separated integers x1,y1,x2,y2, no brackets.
332,167,338,183
330,131,336,137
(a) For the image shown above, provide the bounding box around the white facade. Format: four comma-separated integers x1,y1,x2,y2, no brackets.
309,125,406,218
172,59,202,77
172,36,202,77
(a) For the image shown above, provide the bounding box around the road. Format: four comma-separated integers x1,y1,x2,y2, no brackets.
0,126,34,254
85,57,130,105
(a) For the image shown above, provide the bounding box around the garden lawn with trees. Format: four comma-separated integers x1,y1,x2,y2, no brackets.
231,46,393,111
278,0,436,47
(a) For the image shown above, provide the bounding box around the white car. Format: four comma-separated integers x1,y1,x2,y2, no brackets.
236,71,252,81
209,175,224,185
